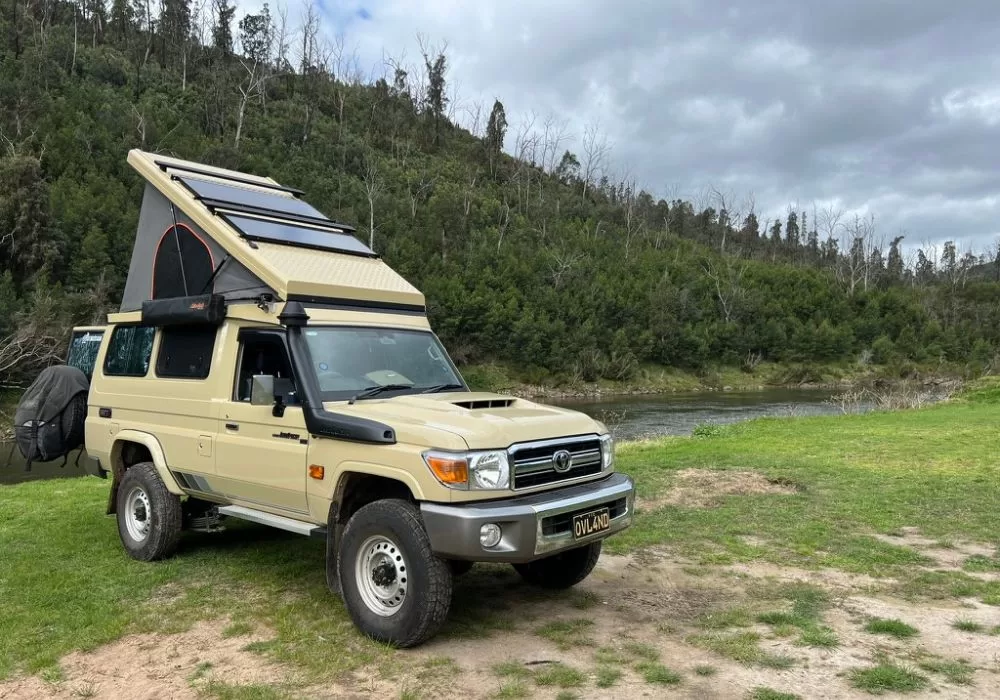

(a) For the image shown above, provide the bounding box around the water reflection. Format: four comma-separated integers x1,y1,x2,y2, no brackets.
547,388,866,441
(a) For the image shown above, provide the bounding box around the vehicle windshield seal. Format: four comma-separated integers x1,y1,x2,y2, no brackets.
301,325,466,402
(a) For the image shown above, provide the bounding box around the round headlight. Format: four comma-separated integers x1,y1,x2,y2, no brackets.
469,451,510,489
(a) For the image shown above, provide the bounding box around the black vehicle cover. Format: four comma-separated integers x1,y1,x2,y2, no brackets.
14,365,90,467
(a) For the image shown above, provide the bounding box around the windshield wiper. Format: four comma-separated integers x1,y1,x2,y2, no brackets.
421,383,465,394
348,384,414,404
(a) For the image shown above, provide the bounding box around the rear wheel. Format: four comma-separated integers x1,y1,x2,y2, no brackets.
116,462,182,561
513,542,602,589
339,499,452,647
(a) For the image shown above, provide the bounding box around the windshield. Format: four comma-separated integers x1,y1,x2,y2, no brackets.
303,326,465,401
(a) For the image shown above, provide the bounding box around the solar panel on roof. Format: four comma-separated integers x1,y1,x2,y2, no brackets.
176,175,328,221
222,214,376,258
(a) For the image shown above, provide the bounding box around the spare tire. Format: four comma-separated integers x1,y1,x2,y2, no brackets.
59,393,88,453
14,365,90,466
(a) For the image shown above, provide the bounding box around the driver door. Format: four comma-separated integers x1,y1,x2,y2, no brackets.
213,329,309,514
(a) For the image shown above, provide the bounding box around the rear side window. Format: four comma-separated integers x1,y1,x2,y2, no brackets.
156,326,217,379
67,329,105,380
103,326,155,377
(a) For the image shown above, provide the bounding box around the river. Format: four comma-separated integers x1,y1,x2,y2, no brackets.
0,388,855,485
547,388,858,441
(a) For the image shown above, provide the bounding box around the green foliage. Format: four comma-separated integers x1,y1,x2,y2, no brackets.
863,618,919,639
849,664,927,694
0,7,998,387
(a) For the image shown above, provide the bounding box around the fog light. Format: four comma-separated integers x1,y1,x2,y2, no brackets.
480,523,502,548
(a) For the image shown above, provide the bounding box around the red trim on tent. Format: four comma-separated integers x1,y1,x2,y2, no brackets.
151,223,216,299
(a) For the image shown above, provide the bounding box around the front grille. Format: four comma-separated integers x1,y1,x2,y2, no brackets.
541,497,628,536
510,435,603,490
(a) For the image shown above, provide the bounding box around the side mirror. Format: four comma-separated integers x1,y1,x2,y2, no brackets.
250,375,276,406
251,375,296,417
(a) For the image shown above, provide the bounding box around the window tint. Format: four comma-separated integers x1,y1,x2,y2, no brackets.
235,335,294,401
156,326,217,379
103,326,155,376
67,329,105,380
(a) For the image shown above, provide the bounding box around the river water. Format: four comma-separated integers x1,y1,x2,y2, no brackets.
0,388,852,485
547,388,855,441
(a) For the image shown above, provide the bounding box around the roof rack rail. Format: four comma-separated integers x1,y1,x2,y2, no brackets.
156,159,305,196
203,198,357,233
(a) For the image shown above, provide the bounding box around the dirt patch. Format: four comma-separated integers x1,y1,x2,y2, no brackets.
638,468,799,509
0,620,287,700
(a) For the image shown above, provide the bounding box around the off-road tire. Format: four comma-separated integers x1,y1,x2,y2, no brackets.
513,541,602,589
60,393,87,453
339,499,452,647
116,462,182,561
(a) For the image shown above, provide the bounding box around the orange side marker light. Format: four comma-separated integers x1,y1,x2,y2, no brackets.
308,464,325,480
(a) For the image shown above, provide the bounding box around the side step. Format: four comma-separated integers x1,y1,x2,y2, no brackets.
217,505,327,539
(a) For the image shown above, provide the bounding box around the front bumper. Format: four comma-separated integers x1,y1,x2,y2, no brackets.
420,472,634,564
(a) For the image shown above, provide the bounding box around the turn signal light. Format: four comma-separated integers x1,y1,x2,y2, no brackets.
308,464,325,480
424,455,469,485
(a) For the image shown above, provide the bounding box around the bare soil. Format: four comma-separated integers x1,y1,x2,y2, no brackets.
3,530,998,699
0,621,289,700
637,468,799,509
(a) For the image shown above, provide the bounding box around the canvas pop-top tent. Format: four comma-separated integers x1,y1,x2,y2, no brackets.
122,150,425,315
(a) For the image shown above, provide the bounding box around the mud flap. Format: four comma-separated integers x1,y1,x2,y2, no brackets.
325,508,343,597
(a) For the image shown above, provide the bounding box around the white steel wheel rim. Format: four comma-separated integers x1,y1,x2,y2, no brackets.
355,535,408,617
124,486,152,542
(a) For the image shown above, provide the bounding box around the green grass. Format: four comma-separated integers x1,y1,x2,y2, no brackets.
221,621,255,638
534,618,595,649
863,618,919,639
595,665,622,688
962,554,1000,572
492,661,531,680
796,625,839,648
203,681,288,700
634,661,682,685
918,658,975,685
697,606,753,629
952,619,984,633
693,664,717,676
749,689,800,700
610,395,1000,589
532,663,585,688
492,681,530,699
689,631,793,668
849,663,928,694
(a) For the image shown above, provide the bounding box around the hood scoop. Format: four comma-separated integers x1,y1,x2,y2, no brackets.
452,398,516,410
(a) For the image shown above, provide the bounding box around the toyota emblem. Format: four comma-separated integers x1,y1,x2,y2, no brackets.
552,449,573,473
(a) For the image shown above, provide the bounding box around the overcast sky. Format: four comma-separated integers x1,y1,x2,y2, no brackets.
250,0,1000,252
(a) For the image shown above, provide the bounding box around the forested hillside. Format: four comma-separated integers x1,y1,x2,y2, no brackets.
1,0,998,386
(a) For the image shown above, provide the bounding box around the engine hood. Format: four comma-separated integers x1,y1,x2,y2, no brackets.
323,392,602,449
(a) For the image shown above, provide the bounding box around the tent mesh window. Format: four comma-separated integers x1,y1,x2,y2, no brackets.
153,224,215,299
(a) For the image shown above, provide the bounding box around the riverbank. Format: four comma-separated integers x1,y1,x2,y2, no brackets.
1,380,998,698
460,360,966,399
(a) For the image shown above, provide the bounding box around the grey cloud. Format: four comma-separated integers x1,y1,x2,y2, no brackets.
317,0,1000,248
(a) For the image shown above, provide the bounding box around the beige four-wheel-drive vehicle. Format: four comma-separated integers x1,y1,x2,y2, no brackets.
25,150,634,647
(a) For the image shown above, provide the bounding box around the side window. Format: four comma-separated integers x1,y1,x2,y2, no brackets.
235,336,294,401
103,326,155,377
67,329,105,380
156,326,217,379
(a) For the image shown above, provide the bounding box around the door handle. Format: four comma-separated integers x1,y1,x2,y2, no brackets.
225,423,239,431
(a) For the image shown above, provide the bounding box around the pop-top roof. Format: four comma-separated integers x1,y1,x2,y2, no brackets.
124,150,425,311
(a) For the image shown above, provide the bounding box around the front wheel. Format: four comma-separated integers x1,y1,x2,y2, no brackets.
116,462,182,561
513,542,602,589
339,499,452,647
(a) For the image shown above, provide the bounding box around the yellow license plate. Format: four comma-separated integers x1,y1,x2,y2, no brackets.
572,507,610,539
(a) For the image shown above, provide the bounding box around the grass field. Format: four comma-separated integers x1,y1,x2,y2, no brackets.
1,380,999,697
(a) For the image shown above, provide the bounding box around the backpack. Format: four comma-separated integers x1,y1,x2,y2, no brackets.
14,365,90,468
